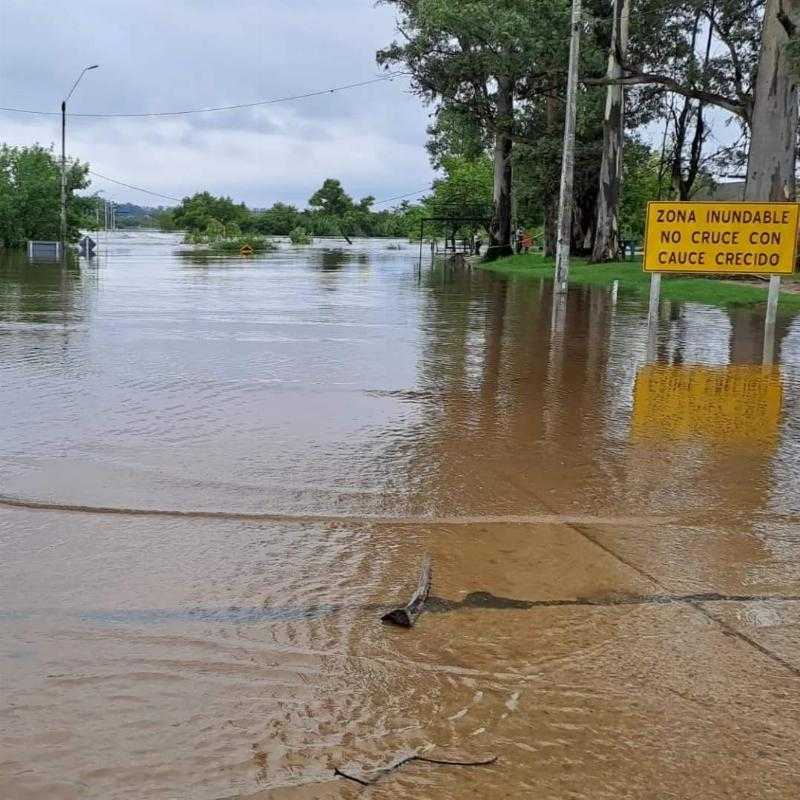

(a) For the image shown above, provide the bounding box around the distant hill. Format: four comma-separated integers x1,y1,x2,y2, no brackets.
113,203,173,228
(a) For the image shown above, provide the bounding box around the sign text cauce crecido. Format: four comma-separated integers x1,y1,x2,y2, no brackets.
644,202,800,275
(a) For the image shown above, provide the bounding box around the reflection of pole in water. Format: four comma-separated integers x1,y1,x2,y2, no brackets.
550,287,568,344
646,273,661,362
585,286,606,375
417,219,424,276
762,329,775,365
762,275,780,365
543,287,569,438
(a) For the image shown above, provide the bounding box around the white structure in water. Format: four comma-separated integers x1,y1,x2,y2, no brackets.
27,241,62,260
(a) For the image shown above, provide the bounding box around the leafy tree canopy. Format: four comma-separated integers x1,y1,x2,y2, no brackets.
170,192,250,233
0,144,89,248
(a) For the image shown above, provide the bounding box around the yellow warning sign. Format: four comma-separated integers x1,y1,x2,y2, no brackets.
643,202,800,274
631,365,783,444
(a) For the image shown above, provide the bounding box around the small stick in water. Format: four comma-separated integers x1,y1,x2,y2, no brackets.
335,753,497,786
381,554,432,627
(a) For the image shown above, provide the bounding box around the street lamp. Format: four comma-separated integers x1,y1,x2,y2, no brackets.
61,64,99,250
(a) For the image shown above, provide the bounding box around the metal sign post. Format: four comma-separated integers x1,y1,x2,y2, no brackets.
642,201,800,365
646,272,661,362
648,272,662,321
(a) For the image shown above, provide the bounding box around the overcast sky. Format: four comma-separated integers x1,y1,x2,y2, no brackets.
0,0,435,208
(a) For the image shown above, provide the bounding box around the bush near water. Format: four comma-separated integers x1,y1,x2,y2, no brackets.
289,226,313,245
183,218,276,254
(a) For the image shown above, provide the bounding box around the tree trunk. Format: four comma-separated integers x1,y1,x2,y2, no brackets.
670,95,691,199
487,78,514,261
745,0,800,201
590,0,631,263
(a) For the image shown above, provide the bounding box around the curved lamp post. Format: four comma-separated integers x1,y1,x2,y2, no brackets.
61,64,99,250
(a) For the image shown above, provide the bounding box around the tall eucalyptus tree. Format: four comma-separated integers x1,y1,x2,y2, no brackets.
378,0,568,259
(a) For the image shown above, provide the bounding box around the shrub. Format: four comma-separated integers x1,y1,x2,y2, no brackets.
289,226,313,245
204,218,226,241
207,235,277,254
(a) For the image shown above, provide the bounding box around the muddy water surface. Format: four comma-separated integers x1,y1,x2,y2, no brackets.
2,232,800,799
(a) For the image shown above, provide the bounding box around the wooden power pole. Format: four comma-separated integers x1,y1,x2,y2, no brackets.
554,0,582,294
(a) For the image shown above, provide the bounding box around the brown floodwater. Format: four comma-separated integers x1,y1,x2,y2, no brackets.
1,232,800,800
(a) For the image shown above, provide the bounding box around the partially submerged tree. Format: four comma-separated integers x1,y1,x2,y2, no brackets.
378,0,569,259
251,202,303,236
308,179,379,242
171,192,250,233
0,143,89,248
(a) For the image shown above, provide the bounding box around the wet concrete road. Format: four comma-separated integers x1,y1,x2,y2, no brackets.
1,232,799,799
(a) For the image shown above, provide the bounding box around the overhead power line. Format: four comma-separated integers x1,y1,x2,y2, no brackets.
371,188,431,206
0,73,408,118
89,168,429,207
88,170,181,201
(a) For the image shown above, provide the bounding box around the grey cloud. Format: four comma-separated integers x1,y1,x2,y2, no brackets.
0,0,434,206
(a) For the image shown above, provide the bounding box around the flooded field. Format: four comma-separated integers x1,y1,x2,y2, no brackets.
2,232,800,799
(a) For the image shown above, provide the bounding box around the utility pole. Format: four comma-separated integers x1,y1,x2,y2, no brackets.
60,65,99,252
60,100,67,250
553,0,582,294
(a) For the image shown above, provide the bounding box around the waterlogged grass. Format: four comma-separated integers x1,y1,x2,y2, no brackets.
478,253,800,310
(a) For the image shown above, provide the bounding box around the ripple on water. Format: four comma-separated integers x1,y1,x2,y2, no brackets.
2,233,800,799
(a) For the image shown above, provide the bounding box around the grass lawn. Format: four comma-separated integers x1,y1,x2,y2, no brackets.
477,253,800,311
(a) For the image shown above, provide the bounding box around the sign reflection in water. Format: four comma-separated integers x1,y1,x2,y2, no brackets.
631,365,784,444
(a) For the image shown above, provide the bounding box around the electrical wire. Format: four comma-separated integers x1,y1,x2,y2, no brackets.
89,168,429,207
88,170,181,201
0,73,408,118
371,187,430,206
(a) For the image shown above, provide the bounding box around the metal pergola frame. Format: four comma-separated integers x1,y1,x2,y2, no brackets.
417,215,493,269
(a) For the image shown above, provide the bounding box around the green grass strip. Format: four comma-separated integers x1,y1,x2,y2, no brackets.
476,253,800,311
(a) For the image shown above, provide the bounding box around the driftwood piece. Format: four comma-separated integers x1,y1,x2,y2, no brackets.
334,753,497,787
381,555,432,627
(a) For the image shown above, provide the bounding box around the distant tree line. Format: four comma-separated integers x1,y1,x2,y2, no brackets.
0,145,437,250
159,179,429,241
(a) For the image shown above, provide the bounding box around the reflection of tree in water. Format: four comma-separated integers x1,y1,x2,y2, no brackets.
408,273,795,602
0,249,90,322
372,267,623,516
177,250,229,267
317,249,368,271
377,267,791,517
727,305,793,364
649,301,795,367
